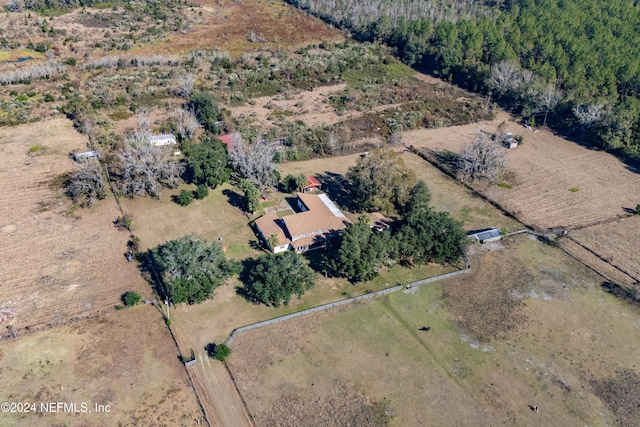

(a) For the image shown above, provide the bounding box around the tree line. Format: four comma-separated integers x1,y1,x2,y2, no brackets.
289,0,640,160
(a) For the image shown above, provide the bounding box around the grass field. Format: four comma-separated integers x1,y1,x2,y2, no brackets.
0,119,151,333
227,235,640,426
0,305,204,426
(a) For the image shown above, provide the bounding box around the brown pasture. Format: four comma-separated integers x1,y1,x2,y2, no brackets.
163,0,344,56
404,114,640,229
569,215,640,284
0,119,150,333
0,305,204,426
227,235,640,426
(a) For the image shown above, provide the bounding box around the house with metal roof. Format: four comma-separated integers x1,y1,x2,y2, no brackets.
149,134,177,146
255,192,351,253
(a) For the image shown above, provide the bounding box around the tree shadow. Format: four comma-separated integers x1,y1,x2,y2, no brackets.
204,343,216,358
135,251,167,300
222,188,245,210
316,171,357,212
430,149,460,174
622,207,639,215
235,257,261,304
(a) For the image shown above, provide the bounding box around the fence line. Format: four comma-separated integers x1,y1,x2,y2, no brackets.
225,268,470,345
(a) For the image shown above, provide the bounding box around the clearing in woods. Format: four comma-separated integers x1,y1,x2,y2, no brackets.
0,119,150,333
227,235,640,426
0,305,205,426
403,115,640,229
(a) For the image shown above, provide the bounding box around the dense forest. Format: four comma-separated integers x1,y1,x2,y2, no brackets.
288,0,640,159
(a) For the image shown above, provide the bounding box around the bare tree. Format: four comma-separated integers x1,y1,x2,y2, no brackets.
173,107,200,140
228,132,277,193
136,112,150,133
537,84,563,127
488,61,522,94
66,160,107,207
117,129,184,198
458,134,505,183
573,103,606,127
176,73,197,98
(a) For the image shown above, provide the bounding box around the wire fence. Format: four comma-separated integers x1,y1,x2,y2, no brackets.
225,267,471,345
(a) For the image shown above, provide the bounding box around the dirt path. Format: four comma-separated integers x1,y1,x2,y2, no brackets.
186,352,254,427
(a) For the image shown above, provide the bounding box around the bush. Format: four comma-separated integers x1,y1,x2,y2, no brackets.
123,291,142,307
177,189,194,206
208,343,232,361
114,214,132,231
44,93,55,102
636,203,640,214
194,184,209,199
64,57,76,66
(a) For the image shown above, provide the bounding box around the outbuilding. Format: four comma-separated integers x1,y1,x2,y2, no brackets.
149,134,177,146
467,228,502,244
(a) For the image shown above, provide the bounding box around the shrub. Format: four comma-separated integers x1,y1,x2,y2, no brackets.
44,93,55,102
114,214,133,231
194,184,209,199
636,203,640,214
177,189,194,206
123,291,142,307
29,145,41,152
209,343,231,361
64,57,76,66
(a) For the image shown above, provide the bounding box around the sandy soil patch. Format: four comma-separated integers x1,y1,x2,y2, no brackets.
0,119,150,333
227,83,348,129
0,306,204,426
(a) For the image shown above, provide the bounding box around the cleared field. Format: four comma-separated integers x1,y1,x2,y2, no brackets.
404,115,640,228
0,305,204,426
163,0,343,55
0,119,150,333
569,215,640,284
227,235,640,426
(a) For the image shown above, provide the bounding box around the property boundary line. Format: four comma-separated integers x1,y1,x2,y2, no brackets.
225,268,471,346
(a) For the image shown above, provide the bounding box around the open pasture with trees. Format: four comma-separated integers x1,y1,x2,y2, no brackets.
0,119,150,334
0,305,204,426
227,235,640,426
403,114,640,229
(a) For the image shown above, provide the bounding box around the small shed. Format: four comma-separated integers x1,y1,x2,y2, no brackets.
73,150,99,162
300,175,321,192
504,132,518,149
467,228,502,244
149,134,177,146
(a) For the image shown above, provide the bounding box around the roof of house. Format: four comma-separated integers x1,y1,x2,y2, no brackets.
255,193,351,250
219,134,233,151
303,175,321,189
467,228,501,241
254,212,288,245
283,193,349,240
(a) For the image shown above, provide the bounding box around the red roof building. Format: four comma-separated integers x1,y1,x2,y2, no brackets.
301,175,321,192
219,134,233,151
